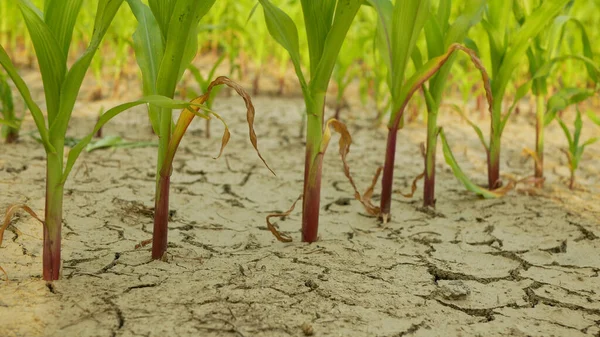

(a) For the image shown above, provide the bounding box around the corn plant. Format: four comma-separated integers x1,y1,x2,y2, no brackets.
443,0,571,195
420,0,487,207
126,0,215,260
555,108,599,189
128,0,273,259
520,1,598,187
0,0,196,280
367,0,493,221
0,71,19,143
258,0,362,242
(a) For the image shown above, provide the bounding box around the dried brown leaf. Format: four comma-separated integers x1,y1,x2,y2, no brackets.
395,171,425,198
266,195,302,242
521,148,541,166
0,204,44,246
321,119,380,216
206,76,275,175
134,238,153,250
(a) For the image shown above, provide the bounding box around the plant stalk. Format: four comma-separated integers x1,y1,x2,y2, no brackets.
488,102,502,189
152,173,170,259
301,93,325,243
379,126,399,222
534,94,545,187
423,113,438,207
43,153,64,281
152,107,172,259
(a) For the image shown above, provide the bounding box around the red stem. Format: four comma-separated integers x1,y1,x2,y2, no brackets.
43,164,63,281
380,127,398,220
5,130,18,143
152,174,171,259
423,160,436,208
301,148,323,243
487,154,500,189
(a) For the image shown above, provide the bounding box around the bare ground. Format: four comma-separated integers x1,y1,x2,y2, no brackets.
1,81,600,337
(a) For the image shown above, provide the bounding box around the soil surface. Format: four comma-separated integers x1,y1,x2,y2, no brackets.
1,72,600,337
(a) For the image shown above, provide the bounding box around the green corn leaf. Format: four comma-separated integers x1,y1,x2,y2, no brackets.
148,0,176,41
492,0,570,100
437,0,451,32
50,0,125,136
556,117,573,148
0,45,53,153
368,0,393,74
300,0,336,76
566,18,597,83
86,135,124,152
310,0,362,93
44,0,84,57
500,80,532,134
17,0,66,122
533,55,600,82
63,96,202,182
587,110,600,126
581,137,599,148
439,128,504,199
390,0,430,109
128,0,164,96
444,0,486,48
573,108,583,149
127,0,164,133
446,103,489,152
0,119,18,128
0,72,14,116
156,0,216,98
429,0,486,102
545,87,595,126
424,12,445,62
258,0,308,94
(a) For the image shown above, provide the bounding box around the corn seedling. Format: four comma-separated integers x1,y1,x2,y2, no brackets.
419,0,487,207
444,0,571,195
128,0,273,259
0,0,198,280
259,0,362,242
367,0,492,220
521,2,598,188
127,0,213,259
555,108,599,189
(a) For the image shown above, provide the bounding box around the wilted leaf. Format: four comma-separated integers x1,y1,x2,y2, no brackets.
1,204,44,246
395,171,425,198
266,195,301,242
321,119,379,216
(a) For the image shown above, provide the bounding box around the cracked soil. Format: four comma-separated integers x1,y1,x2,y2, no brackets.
1,79,599,336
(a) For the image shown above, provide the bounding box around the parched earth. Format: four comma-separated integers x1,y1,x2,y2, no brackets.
1,89,599,336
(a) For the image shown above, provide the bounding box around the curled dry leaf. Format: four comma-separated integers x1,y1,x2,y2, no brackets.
134,238,153,249
1,204,45,282
521,148,543,169
362,166,383,215
395,171,425,198
321,119,380,216
0,204,44,245
266,195,302,242
164,76,274,178
206,76,274,175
